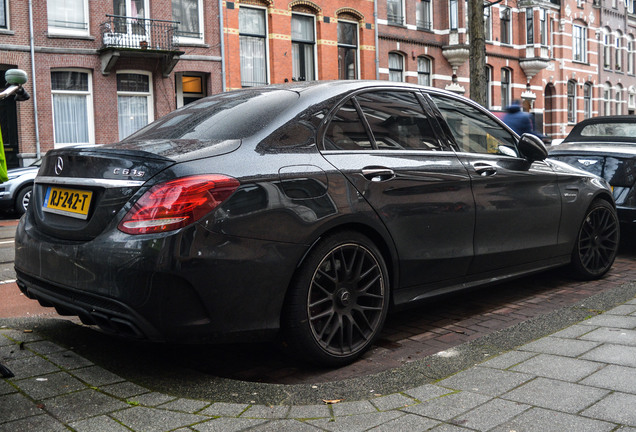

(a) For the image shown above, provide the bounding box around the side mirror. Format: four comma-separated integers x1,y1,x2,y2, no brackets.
518,133,548,163
5,69,28,86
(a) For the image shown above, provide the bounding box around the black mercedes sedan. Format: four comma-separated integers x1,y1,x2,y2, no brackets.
549,116,636,228
15,81,619,366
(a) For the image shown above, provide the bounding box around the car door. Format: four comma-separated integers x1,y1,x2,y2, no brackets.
319,88,475,296
426,92,561,274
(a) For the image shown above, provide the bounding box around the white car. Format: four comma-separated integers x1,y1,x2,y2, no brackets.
0,160,40,216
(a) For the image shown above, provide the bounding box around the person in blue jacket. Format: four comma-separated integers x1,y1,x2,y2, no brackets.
502,100,533,136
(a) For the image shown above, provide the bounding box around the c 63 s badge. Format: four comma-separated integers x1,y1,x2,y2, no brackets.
113,168,145,177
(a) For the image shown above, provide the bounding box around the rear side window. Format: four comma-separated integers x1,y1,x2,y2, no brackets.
429,94,518,156
355,91,442,150
324,90,441,151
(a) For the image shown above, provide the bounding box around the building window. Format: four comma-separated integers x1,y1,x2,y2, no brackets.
292,14,316,82
616,85,623,115
388,52,403,82
417,57,431,86
616,31,623,72
500,68,510,109
47,0,89,35
584,82,592,119
449,0,458,30
500,8,511,45
239,7,268,87
526,8,534,45
486,65,492,109
117,72,153,140
338,21,358,80
628,36,635,75
176,72,206,107
604,83,612,115
416,0,432,31
484,6,491,41
51,70,93,147
630,0,636,14
173,0,202,42
567,80,576,124
604,30,611,69
387,0,404,26
573,24,587,63
539,9,548,46
629,87,636,113
1,0,8,29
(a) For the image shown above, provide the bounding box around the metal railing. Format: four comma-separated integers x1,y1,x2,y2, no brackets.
100,15,179,51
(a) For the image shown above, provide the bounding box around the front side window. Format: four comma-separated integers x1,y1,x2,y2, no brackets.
338,21,358,80
429,93,517,155
387,0,403,26
239,7,268,87
573,24,587,63
418,57,431,86
567,80,576,123
292,14,316,82
388,52,403,82
500,8,511,44
47,0,89,35
501,68,510,109
324,100,372,150
416,0,432,31
51,70,93,147
173,0,202,42
450,0,458,30
584,82,592,119
117,72,153,140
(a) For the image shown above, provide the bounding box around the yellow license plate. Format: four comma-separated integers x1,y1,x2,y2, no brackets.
43,186,93,220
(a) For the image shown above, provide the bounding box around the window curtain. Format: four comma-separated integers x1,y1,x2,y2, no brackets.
48,0,86,29
118,95,148,140
240,36,266,86
389,54,403,82
53,94,89,144
418,58,430,86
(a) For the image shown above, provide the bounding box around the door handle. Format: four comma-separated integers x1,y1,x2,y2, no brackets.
362,167,395,182
473,162,497,177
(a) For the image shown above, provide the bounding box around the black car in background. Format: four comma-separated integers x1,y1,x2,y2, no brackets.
14,81,619,366
549,116,636,229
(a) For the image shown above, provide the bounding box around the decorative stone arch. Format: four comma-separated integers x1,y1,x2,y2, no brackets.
289,0,321,17
335,8,364,24
239,0,273,8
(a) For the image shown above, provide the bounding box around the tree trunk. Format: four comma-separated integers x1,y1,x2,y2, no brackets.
468,0,487,107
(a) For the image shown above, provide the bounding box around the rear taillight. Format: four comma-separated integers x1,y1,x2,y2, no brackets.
118,175,240,235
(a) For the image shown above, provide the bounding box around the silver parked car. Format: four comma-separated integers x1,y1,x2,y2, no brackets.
0,159,40,216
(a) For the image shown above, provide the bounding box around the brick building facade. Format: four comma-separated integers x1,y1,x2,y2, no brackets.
2,0,636,168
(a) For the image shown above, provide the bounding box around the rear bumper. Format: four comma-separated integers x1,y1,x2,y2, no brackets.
14,213,308,343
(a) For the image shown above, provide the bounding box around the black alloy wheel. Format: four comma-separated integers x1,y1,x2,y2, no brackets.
284,231,389,366
570,199,619,280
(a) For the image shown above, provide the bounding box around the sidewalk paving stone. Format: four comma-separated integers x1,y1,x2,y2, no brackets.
157,397,211,414
0,413,68,432
14,371,86,400
489,407,616,432
68,415,134,432
501,377,609,414
436,367,533,396
0,392,43,423
307,410,404,432
71,365,126,387
581,343,636,367
3,354,59,378
198,402,250,417
581,392,636,426
510,353,602,382
401,391,490,421
240,404,291,419
477,350,537,370
579,315,636,329
46,349,94,370
517,336,600,357
191,417,268,431
448,397,530,431
43,389,129,423
580,364,636,393
110,405,209,432
368,392,418,411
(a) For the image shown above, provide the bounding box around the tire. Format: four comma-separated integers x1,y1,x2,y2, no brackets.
283,231,390,367
569,199,619,280
14,185,33,216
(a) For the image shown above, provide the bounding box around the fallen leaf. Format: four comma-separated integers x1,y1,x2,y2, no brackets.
323,399,343,405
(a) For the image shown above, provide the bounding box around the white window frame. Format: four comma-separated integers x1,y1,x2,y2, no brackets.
484,6,491,42
616,85,624,115
573,24,587,63
388,52,404,82
239,5,270,87
416,0,432,31
584,82,592,119
604,29,611,69
616,31,623,72
500,68,511,109
173,0,204,45
628,36,635,75
450,0,459,30
47,0,90,36
50,68,95,148
176,72,207,108
604,83,612,115
291,12,317,82
567,80,576,124
116,70,154,140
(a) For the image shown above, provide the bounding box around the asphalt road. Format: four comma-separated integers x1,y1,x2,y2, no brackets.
2,213,636,405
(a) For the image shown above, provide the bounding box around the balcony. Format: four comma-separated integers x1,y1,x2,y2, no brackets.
98,15,184,77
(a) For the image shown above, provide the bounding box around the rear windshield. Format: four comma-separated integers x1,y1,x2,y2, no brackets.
566,120,636,142
120,88,300,143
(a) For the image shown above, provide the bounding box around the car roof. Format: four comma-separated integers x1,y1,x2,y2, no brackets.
563,115,636,144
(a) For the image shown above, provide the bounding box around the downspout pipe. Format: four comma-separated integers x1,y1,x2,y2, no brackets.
374,0,379,79
219,0,226,92
28,0,41,159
